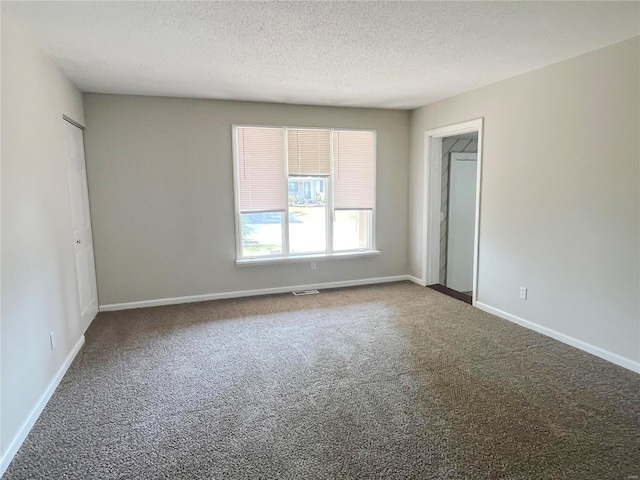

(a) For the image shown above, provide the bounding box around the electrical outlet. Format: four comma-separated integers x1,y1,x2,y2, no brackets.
50,332,56,350
310,261,317,270
519,287,527,300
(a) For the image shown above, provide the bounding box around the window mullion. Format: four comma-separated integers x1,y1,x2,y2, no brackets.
283,128,290,257
327,130,334,254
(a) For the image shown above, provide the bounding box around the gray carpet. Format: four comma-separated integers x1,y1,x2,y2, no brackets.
4,282,640,479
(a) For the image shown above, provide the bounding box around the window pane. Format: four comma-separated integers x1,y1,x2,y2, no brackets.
236,127,287,212
241,212,283,257
334,210,371,251
333,130,375,210
287,129,331,176
288,178,327,254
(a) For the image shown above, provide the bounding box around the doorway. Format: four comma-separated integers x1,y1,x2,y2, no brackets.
421,119,483,305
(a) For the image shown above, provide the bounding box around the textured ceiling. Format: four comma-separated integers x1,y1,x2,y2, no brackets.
3,1,639,109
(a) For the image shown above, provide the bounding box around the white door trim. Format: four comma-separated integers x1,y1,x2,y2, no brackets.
421,118,483,305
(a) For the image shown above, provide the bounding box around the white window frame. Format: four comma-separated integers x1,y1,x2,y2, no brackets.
232,124,379,265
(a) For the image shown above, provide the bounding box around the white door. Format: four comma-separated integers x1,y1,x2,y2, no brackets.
64,119,98,328
446,153,477,293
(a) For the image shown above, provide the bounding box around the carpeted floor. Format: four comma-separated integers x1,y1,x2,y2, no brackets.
4,282,640,479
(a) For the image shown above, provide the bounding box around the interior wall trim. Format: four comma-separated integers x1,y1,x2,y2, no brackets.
475,302,640,374
99,275,413,312
406,275,426,286
0,335,86,477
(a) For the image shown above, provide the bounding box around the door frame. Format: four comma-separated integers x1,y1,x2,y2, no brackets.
421,118,483,305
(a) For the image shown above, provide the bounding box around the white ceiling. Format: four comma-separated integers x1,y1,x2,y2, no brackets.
3,1,639,109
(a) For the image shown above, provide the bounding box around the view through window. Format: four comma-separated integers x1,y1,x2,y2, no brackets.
234,126,375,260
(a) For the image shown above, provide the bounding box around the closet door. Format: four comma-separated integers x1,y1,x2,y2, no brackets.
64,119,98,328
446,153,477,293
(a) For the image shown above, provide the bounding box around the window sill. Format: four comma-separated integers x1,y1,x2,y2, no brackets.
236,250,380,266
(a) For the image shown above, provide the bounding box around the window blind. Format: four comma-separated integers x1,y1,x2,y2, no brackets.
236,126,287,212
333,130,375,210
287,129,331,176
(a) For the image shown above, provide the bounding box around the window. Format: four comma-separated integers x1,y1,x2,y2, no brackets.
233,125,376,262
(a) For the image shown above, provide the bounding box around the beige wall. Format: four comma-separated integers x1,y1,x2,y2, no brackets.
409,37,640,366
82,95,410,306
1,17,86,455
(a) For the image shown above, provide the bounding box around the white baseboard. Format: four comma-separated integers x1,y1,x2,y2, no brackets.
406,275,426,286
0,335,85,477
99,275,412,312
475,302,640,374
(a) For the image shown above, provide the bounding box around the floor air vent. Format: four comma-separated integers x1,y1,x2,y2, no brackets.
292,290,320,296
